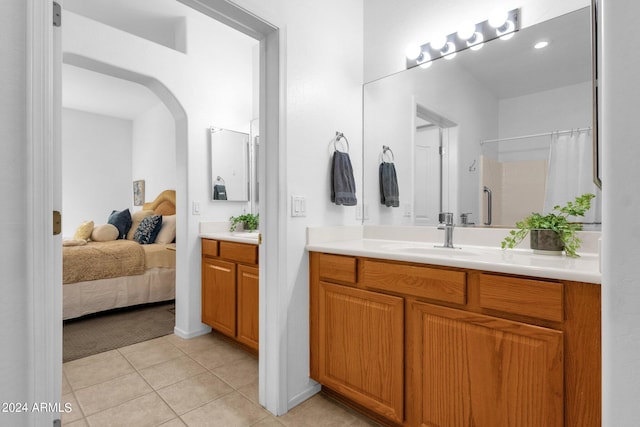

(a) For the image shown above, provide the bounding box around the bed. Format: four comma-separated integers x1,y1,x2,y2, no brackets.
62,190,177,320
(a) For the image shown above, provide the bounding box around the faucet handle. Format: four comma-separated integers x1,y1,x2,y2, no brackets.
438,212,454,225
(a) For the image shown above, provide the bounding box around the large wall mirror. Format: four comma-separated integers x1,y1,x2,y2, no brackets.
210,127,250,202
363,6,601,228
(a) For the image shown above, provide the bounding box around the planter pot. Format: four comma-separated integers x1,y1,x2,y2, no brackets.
530,229,564,255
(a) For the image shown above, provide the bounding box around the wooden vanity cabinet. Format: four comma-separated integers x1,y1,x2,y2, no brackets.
309,252,601,427
202,239,259,352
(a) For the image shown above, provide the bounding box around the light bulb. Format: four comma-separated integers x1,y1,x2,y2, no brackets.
488,9,508,28
405,44,422,60
430,34,448,50
442,42,457,60
466,31,484,48
470,43,484,51
497,20,515,40
457,23,476,41
417,52,432,69
534,41,549,49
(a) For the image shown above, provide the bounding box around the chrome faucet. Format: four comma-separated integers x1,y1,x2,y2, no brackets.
437,212,456,248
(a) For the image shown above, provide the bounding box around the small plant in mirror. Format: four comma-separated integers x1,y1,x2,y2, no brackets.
501,193,596,257
229,213,259,232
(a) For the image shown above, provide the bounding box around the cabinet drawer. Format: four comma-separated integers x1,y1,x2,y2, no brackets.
202,239,219,257
479,274,564,322
318,253,357,285
362,260,466,305
219,241,258,265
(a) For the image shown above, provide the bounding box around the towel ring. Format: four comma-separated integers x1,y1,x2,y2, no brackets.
333,132,350,153
379,145,395,163
215,175,225,184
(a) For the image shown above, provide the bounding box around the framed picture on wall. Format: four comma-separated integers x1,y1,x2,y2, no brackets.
133,180,145,206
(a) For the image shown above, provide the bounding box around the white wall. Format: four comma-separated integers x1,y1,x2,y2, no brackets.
0,1,30,425
499,82,592,138
230,0,364,408
601,0,640,425
62,108,133,237
131,101,176,205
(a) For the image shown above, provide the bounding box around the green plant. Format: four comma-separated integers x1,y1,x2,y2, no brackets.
229,213,259,232
501,193,596,257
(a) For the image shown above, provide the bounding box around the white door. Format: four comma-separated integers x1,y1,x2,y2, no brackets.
414,126,441,225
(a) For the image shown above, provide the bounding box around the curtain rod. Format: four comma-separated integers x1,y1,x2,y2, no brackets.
480,127,592,145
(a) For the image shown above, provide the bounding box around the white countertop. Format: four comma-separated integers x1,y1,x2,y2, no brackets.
306,226,601,284
199,221,259,245
200,232,259,245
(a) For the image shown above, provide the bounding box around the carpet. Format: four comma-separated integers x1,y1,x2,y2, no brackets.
63,301,175,363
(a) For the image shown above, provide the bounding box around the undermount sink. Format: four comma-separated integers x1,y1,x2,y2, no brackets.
380,243,477,256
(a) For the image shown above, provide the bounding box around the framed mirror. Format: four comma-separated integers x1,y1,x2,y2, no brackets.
210,127,250,202
363,6,600,228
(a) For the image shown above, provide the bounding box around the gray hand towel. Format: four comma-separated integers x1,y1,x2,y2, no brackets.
213,184,227,200
331,151,357,206
379,162,399,207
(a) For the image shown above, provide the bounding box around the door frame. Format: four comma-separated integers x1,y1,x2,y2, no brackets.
29,0,289,419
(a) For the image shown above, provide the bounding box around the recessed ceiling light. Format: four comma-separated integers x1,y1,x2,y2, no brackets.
534,41,549,49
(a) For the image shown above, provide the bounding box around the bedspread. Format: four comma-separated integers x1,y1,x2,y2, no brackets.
63,240,145,284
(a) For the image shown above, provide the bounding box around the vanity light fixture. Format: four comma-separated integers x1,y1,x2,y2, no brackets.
405,8,520,69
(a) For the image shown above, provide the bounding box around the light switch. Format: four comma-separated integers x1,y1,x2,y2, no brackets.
291,195,306,217
192,201,201,215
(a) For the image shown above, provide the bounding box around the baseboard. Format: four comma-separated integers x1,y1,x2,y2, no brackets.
174,324,211,339
287,380,321,411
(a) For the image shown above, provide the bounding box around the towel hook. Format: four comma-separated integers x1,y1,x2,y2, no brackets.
333,131,350,153
379,145,395,163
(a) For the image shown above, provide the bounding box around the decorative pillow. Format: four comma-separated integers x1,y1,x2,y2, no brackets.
133,215,163,245
108,209,132,239
73,220,94,241
155,215,176,244
127,210,155,240
91,224,119,242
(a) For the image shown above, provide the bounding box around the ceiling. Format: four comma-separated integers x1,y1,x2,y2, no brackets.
454,7,592,99
62,0,190,120
63,64,161,120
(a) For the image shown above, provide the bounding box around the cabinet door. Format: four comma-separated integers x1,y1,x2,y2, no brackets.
318,282,404,424
237,265,259,351
202,258,236,338
407,301,564,427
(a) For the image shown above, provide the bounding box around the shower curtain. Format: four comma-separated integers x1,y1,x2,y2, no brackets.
543,129,601,224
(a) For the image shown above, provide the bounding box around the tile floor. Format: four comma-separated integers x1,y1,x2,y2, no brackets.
62,332,379,426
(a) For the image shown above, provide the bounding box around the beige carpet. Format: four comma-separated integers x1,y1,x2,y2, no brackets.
63,301,175,362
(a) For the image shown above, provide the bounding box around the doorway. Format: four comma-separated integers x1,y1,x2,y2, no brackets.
30,0,285,423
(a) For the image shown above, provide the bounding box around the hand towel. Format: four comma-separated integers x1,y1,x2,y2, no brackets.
331,151,357,206
379,162,399,207
213,184,227,200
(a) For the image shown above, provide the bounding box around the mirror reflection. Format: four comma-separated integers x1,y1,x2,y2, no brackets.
210,127,249,202
363,7,600,228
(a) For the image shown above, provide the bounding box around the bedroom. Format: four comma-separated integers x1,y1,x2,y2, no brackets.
61,2,258,336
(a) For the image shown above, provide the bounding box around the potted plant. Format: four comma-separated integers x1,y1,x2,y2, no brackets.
501,193,595,257
229,213,259,232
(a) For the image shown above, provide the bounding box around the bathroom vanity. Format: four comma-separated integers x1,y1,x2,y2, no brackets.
307,226,600,427
201,230,259,352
